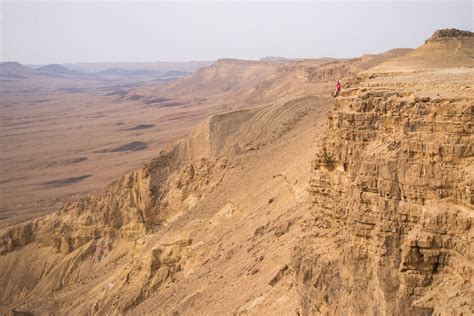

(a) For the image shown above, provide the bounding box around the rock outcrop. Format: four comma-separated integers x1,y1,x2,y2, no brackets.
299,70,473,315
427,28,474,43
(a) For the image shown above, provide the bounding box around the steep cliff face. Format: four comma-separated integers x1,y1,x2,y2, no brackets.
298,69,473,315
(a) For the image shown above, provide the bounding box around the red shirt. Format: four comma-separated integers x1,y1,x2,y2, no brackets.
336,82,341,91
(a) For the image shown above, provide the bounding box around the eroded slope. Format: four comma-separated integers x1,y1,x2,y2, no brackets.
0,94,332,314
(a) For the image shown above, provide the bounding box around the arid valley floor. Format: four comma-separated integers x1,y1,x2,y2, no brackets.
0,61,213,225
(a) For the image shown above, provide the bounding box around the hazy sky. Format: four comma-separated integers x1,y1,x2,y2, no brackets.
1,1,472,64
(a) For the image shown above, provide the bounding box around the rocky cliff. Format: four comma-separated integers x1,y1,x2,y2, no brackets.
299,68,473,315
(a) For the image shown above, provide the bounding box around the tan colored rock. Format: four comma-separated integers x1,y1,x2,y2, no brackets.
302,68,473,315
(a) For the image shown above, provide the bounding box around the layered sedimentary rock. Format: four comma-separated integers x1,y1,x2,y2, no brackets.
300,71,473,315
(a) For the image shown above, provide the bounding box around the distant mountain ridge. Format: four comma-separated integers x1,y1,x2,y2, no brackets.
0,62,34,79
97,68,161,77
158,70,192,78
0,62,201,80
63,61,214,73
35,64,85,78
37,64,78,75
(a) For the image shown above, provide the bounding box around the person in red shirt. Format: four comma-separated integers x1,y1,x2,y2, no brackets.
334,81,341,97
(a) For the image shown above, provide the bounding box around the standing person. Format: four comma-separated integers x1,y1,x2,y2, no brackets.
334,81,341,97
